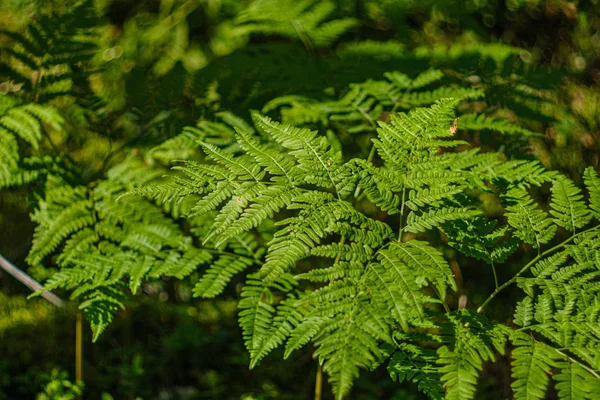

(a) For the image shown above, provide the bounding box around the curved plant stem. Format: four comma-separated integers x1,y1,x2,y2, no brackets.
491,261,498,289
477,225,600,313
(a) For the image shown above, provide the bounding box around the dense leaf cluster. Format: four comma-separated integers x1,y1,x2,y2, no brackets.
1,0,599,399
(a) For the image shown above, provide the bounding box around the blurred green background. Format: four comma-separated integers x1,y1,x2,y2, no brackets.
1,0,599,398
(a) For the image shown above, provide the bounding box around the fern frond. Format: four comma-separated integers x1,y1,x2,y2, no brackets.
252,112,342,189
0,0,100,102
444,217,519,265
438,311,508,400
550,176,592,232
554,359,600,400
149,118,238,162
405,207,481,234
505,187,557,248
584,167,600,219
249,294,310,369
235,126,296,184
79,287,126,342
305,284,388,399
392,240,457,299
235,0,357,48
238,273,298,366
295,261,364,282
459,113,543,137
199,142,265,181
386,68,444,90
374,99,464,164
213,185,302,246
28,189,93,266
193,254,254,298
388,342,444,400
0,101,64,187
159,249,213,279
511,333,562,400
513,297,534,328
406,186,464,211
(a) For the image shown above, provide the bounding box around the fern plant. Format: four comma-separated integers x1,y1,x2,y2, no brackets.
30,94,600,399
2,1,599,399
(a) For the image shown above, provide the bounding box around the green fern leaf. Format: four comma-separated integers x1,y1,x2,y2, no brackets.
550,176,592,232
505,187,557,248
584,167,600,219
511,333,562,400
459,113,543,137
235,0,357,48
405,207,481,234
554,359,600,400
249,294,310,368
438,311,508,400
235,126,296,184
193,255,254,298
388,343,444,400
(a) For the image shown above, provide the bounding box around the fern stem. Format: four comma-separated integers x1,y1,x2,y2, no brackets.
76,310,83,383
491,261,498,289
315,363,323,400
352,103,377,129
440,297,451,314
398,187,407,241
291,19,314,57
353,144,376,198
477,224,600,313
552,348,600,379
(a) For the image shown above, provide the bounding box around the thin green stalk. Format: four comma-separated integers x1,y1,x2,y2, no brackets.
491,261,498,289
552,348,600,379
477,225,600,313
353,144,377,198
398,187,407,241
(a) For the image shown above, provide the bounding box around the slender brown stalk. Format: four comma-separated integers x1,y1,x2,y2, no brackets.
76,310,83,383
315,363,323,400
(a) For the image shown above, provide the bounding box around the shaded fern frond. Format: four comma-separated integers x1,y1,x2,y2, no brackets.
437,311,508,400
459,113,543,137
0,100,64,187
235,0,357,49
504,187,557,248
0,0,100,102
550,175,592,232
511,333,563,400
584,167,600,219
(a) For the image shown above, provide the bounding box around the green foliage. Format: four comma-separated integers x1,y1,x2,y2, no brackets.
111,98,599,399
19,92,600,398
504,187,557,249
36,369,83,400
0,96,64,187
0,0,100,102
235,0,357,50
27,170,260,341
2,1,600,399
